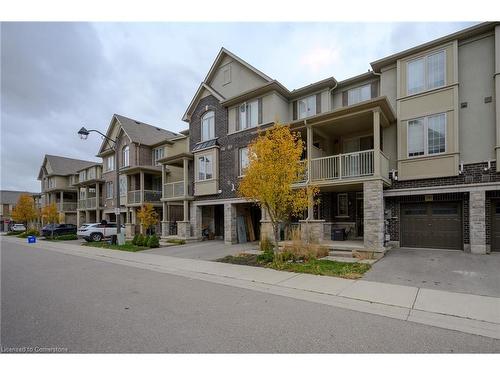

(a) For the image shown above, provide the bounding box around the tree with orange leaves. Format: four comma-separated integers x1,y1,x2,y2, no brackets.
11,193,38,229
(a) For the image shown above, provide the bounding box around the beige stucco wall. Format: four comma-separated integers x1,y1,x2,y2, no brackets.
194,147,219,196
382,123,398,170
380,64,397,110
458,33,496,163
331,78,379,110
209,56,268,99
166,165,184,183
396,41,459,180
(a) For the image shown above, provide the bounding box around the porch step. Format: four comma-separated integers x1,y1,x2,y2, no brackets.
328,250,354,258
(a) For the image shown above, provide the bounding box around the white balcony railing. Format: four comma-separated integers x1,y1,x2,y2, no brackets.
163,181,185,199
310,149,375,182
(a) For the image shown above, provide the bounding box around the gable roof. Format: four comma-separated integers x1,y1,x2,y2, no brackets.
38,155,97,179
0,190,37,204
182,47,274,122
98,114,181,155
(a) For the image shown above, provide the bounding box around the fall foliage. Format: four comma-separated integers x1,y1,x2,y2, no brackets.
137,203,159,235
41,203,60,225
238,123,318,252
11,194,38,228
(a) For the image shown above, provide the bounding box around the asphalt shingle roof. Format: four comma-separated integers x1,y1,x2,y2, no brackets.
44,155,97,176
114,114,180,145
0,190,36,204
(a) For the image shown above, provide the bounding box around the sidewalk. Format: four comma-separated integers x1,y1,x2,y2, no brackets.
3,236,500,340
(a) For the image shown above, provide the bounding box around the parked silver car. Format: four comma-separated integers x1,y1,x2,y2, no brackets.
77,223,125,242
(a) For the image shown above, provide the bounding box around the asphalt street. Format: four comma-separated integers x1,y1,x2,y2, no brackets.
1,241,499,353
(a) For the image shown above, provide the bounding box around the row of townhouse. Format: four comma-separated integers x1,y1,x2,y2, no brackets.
36,22,500,254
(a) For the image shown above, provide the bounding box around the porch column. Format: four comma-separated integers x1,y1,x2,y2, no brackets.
306,125,314,219
139,171,145,204
161,201,169,238
470,191,486,254
363,180,385,252
183,158,189,197
373,109,381,176
224,203,238,244
190,204,202,239
260,206,274,242
59,191,64,211
183,200,189,222
161,164,166,191
495,25,500,171
85,210,90,223
95,183,101,222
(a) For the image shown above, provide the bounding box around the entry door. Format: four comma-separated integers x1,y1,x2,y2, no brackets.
491,201,500,252
400,202,462,250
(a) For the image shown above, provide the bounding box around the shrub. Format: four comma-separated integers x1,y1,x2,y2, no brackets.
132,234,140,246
135,234,144,246
18,229,41,238
167,239,186,245
280,227,329,262
6,231,23,236
259,236,274,253
257,249,274,263
49,234,78,241
143,235,151,247
147,234,160,248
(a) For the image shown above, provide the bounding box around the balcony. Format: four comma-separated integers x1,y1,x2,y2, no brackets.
59,202,77,211
295,150,390,185
127,190,162,204
163,181,187,199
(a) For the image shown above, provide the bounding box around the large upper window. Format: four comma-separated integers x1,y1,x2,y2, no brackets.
239,147,249,176
238,100,259,130
298,95,316,119
122,145,130,167
407,50,445,95
347,84,371,105
152,147,164,166
201,111,215,141
198,155,213,181
106,181,113,199
407,113,446,158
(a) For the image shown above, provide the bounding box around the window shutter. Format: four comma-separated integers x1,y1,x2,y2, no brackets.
258,98,263,124
316,93,321,114
342,91,348,106
292,100,297,120
371,81,379,99
235,107,240,131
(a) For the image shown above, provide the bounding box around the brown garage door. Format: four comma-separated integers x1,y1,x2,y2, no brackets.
491,200,500,252
400,202,462,250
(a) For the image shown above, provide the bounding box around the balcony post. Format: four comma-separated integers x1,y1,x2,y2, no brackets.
161,164,166,194
306,125,312,183
60,191,64,211
183,158,189,197
96,183,101,222
373,109,381,176
140,171,145,204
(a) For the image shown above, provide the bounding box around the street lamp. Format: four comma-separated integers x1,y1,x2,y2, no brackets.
78,126,124,245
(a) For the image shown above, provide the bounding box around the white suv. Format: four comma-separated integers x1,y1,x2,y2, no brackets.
11,223,27,232
77,223,125,242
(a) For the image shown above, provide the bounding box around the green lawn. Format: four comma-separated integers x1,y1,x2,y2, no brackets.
217,254,370,279
81,241,148,252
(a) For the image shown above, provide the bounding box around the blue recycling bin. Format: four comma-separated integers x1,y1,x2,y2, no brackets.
27,235,36,244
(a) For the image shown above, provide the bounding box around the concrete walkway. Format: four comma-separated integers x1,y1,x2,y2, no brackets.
3,236,499,340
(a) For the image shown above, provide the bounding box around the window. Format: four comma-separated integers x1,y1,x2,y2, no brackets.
119,175,127,196
122,146,130,167
337,194,348,217
105,156,114,172
298,95,316,119
239,147,249,176
152,147,164,166
198,155,213,181
347,84,371,105
201,111,215,141
48,178,55,188
79,170,86,181
87,168,95,180
407,50,445,95
238,100,259,130
407,113,446,158
106,181,113,199
79,189,86,200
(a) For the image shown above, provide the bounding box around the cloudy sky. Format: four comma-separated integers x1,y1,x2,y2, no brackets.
1,22,475,192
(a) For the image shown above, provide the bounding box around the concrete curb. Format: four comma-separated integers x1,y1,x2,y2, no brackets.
3,236,499,340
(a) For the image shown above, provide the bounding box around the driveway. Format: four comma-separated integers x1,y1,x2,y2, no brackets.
144,240,259,261
363,248,500,297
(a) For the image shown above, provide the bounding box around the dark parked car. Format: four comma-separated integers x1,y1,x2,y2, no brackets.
41,223,77,237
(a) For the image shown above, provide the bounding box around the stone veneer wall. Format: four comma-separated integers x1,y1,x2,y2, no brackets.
363,180,384,251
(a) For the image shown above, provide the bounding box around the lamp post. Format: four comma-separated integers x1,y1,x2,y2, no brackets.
78,126,124,244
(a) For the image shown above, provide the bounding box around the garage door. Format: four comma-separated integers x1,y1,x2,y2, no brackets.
400,202,462,250
491,201,500,252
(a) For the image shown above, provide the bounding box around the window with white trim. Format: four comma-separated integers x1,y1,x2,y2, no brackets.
122,145,130,167
238,100,259,130
347,84,371,105
239,147,249,176
106,181,113,199
298,95,316,119
105,156,114,172
407,113,446,158
407,50,445,95
337,193,348,217
152,147,164,166
79,170,86,181
201,111,215,141
198,155,213,181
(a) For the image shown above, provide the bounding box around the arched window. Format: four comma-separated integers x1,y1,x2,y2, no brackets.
201,111,215,141
122,145,130,167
